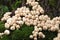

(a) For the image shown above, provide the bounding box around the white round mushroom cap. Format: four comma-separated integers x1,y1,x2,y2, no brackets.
10,26,15,30
4,30,10,35
29,35,33,39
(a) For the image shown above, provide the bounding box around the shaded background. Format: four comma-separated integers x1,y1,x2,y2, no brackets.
0,0,60,40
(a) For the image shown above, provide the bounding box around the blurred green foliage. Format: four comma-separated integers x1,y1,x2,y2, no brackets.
0,21,5,32
0,5,9,18
11,0,21,10
0,35,10,40
0,24,34,40
49,0,57,7
0,0,59,40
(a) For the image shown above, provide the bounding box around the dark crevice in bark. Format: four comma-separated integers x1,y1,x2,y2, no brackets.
22,0,26,6
38,0,60,19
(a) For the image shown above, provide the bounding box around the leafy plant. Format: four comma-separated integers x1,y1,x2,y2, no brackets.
0,5,9,18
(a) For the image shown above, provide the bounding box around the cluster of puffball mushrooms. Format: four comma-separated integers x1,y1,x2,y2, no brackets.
0,0,60,40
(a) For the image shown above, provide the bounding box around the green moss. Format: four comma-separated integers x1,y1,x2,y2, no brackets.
11,24,34,40
0,21,5,32
11,30,24,40
0,35,10,40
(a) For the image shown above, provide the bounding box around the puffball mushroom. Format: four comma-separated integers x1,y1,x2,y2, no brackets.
35,15,38,18
33,22,37,26
16,21,24,25
50,27,57,32
32,31,35,34
37,24,41,27
34,37,37,40
42,34,45,38
15,14,20,17
35,32,38,35
25,22,30,26
54,25,59,31
13,23,17,26
40,8,44,13
4,12,11,17
17,17,21,20
22,17,27,22
38,32,45,38
7,18,12,25
1,16,10,21
27,14,32,18
5,12,11,15
33,33,37,37
29,35,33,39
16,25,20,30
15,10,19,14
32,5,38,10
30,21,33,25
10,26,15,30
5,23,10,29
1,17,5,21
43,26,48,30
0,33,4,37
34,28,39,32
30,2,38,6
4,30,10,35
56,21,60,24
39,27,42,31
